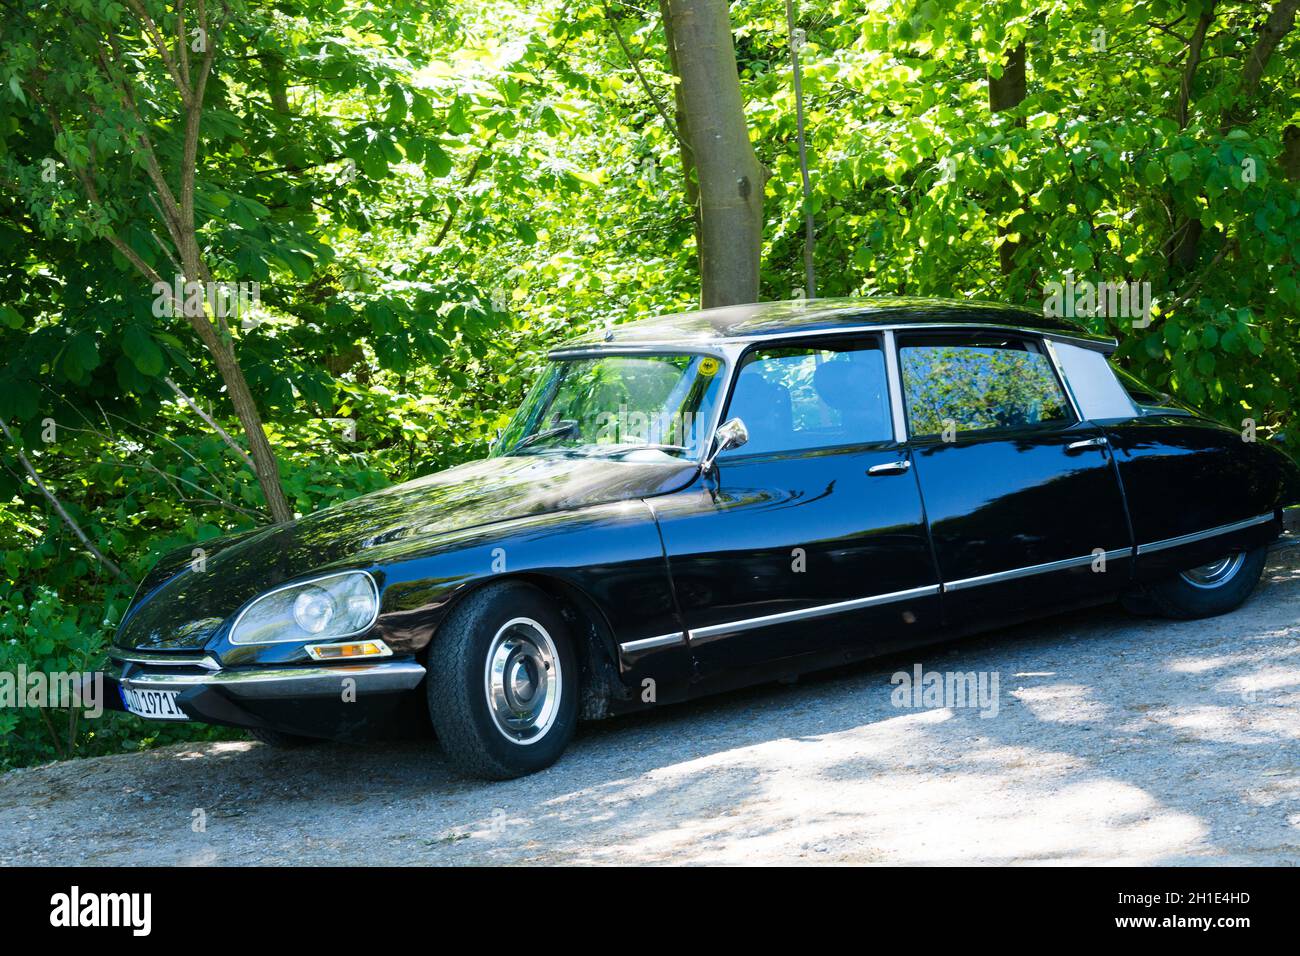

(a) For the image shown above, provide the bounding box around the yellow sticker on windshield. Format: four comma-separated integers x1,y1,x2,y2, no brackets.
699,357,720,377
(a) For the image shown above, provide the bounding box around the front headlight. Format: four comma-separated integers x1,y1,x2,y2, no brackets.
229,571,379,646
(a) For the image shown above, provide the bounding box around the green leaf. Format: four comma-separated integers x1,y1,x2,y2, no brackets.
425,142,452,178
122,325,164,376
1168,152,1193,183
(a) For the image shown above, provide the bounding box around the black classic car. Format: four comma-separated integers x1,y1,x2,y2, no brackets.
108,298,1300,778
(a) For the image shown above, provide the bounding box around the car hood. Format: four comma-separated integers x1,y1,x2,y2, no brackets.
115,453,698,651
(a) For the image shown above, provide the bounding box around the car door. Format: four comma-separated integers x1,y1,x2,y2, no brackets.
895,329,1134,626
650,335,942,686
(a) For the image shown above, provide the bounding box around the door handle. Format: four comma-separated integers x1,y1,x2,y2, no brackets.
1066,437,1109,452
868,460,911,476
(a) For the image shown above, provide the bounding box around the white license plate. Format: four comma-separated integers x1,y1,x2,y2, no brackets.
120,686,189,721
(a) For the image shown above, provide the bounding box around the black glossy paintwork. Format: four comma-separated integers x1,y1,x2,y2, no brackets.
652,443,940,678
113,310,1300,745
911,423,1134,621
1104,415,1293,578
115,454,696,659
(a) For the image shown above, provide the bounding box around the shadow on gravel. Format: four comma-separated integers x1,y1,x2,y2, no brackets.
3,552,1297,864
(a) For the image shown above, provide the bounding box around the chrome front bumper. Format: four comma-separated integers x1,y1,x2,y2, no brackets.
107,650,427,701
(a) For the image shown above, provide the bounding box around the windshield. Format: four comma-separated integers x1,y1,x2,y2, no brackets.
495,352,727,460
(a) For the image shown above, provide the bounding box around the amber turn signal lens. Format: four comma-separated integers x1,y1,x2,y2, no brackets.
304,639,393,661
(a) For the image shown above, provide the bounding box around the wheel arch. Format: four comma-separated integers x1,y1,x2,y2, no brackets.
422,572,627,721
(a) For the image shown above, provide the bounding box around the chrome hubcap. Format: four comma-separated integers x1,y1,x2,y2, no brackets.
1180,552,1245,589
484,617,561,745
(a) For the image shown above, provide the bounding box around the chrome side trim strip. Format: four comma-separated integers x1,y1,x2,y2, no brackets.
623,516,1276,651
109,649,221,670
1136,513,1275,555
944,549,1131,592
688,584,941,644
618,632,687,655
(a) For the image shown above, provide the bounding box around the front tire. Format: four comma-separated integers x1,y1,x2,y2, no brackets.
1135,546,1267,619
425,582,579,780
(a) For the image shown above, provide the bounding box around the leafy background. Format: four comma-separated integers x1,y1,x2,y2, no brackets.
0,0,1296,767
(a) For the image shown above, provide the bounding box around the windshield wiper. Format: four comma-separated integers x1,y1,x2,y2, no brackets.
585,442,689,457
513,420,579,451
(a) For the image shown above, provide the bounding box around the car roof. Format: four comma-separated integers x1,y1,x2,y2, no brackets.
558,296,1116,350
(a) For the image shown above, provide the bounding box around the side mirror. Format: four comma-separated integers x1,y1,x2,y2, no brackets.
701,417,749,474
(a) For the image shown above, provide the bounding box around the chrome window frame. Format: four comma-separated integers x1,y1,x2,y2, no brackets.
553,320,1119,462
711,331,901,461
526,346,734,465
890,328,1082,440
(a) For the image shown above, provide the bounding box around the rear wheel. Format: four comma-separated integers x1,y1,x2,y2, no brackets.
425,582,579,780
1132,545,1267,619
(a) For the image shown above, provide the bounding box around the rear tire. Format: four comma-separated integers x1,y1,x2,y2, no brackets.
425,582,579,780
1136,546,1267,619
247,727,319,748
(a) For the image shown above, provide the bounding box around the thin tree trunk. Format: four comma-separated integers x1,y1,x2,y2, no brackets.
1282,125,1300,183
662,0,767,308
1177,5,1216,129
183,309,293,523
988,42,1026,276
1223,0,1300,133
786,0,816,299
164,376,255,469
66,3,296,524
1169,4,1217,270
1174,0,1298,270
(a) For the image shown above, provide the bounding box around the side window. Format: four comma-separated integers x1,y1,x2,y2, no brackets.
899,334,1073,438
723,340,893,456
1050,341,1138,420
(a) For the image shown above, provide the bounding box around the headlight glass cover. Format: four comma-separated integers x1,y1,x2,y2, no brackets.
229,571,379,645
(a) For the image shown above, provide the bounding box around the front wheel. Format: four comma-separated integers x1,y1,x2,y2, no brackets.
1134,545,1268,619
425,582,579,780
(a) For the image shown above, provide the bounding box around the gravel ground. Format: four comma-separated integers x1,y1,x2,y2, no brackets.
3,548,1299,866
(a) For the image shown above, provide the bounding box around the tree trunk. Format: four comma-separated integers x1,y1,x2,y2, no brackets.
180,292,294,524
658,0,701,244
1169,5,1217,270
1282,124,1300,183
988,42,1027,276
1174,0,1298,270
1222,0,1300,133
662,0,767,308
